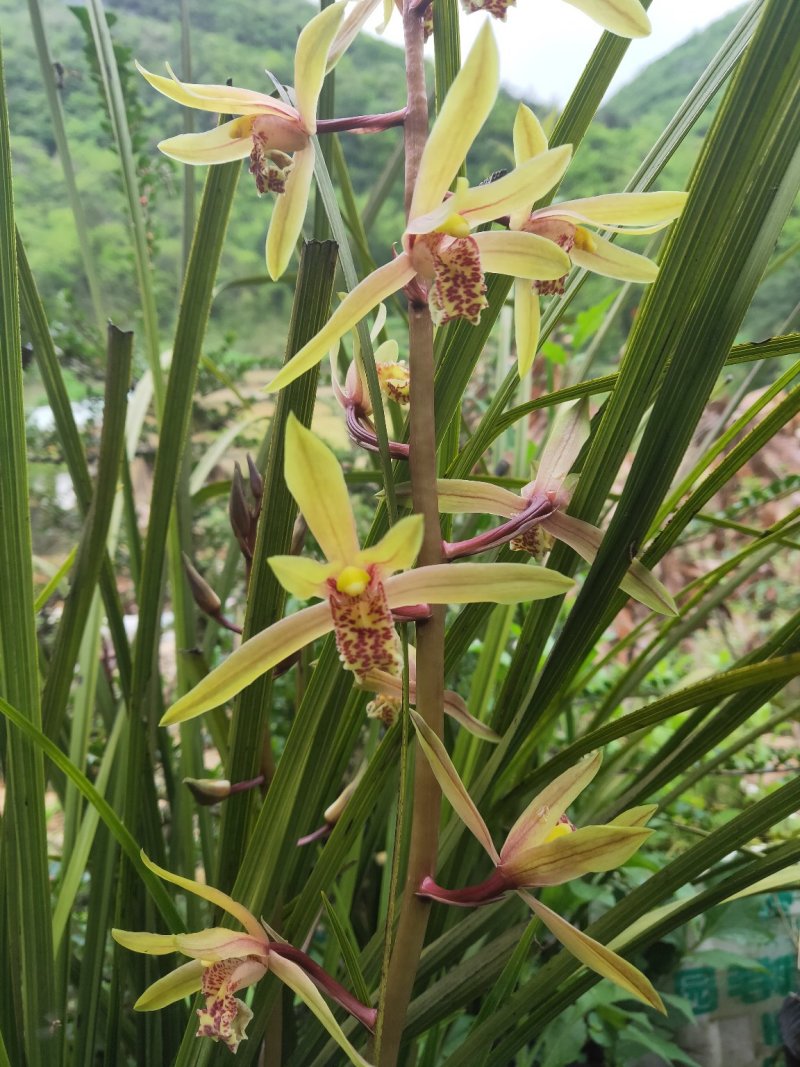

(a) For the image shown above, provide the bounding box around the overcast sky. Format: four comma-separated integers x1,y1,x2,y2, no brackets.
367,1,746,105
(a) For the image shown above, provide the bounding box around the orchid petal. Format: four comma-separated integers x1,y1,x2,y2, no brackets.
561,0,652,38
156,118,253,165
137,853,266,940
112,929,179,956
442,690,500,742
514,277,541,378
374,338,399,362
502,824,652,886
370,302,388,340
503,752,602,858
266,143,316,280
409,22,499,220
513,103,549,165
548,191,686,232
327,0,383,72
359,668,499,741
569,234,659,283
541,512,678,615
520,893,664,1011
160,601,334,724
268,555,337,599
284,413,360,564
268,954,374,1067
473,230,571,281
531,399,590,495
430,478,522,518
294,1,346,130
357,515,424,575
457,147,572,227
266,254,415,393
135,61,296,118
610,804,658,828
384,562,574,608
133,960,205,1011
173,929,268,961
410,710,499,863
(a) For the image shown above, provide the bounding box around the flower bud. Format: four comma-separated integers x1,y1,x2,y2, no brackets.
184,777,233,806
247,453,263,502
182,553,222,616
229,463,255,559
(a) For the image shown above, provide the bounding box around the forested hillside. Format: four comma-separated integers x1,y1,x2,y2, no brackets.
4,0,795,376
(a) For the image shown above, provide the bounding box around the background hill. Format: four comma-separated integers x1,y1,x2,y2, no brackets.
3,0,796,380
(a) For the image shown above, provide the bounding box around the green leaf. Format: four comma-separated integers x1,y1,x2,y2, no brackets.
0,35,56,1066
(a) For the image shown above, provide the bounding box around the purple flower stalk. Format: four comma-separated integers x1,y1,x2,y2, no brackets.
442,490,557,560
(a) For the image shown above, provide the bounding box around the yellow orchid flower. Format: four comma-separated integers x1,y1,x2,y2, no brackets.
112,853,375,1064
266,22,573,394
137,2,347,280
430,400,677,615
411,716,664,1011
161,416,575,726
511,104,688,375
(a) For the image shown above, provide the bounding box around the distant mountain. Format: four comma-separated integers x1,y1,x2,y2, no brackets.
3,0,794,370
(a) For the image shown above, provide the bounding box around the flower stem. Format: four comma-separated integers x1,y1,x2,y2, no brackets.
375,6,444,1064
417,869,508,906
442,493,557,559
316,108,407,135
268,943,377,1032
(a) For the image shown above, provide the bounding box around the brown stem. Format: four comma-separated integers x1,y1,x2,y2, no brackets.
375,6,444,1065
316,108,407,135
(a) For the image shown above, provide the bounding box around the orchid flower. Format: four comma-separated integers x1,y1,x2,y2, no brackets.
360,645,500,741
461,0,651,38
432,400,678,615
161,416,574,726
331,303,410,459
266,22,573,394
511,104,688,375
138,2,348,281
411,715,664,1011
112,853,375,1063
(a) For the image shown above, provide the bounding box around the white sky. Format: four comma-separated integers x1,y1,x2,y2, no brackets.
367,0,745,105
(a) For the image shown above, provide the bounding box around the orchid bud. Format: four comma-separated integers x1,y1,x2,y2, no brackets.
247,453,264,502
184,777,232,806
229,463,254,559
182,553,222,616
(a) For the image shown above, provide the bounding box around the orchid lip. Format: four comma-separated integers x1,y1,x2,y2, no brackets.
442,491,557,560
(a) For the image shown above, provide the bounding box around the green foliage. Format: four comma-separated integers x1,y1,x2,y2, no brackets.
2,1,800,1066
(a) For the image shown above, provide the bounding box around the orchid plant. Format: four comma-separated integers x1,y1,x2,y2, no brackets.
26,0,789,1058
3,0,797,1058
